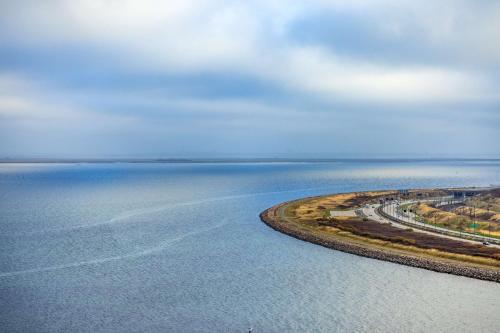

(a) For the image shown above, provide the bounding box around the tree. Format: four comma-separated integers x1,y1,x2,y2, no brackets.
458,218,466,236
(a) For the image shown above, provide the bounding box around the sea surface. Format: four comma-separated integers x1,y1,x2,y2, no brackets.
0,160,499,332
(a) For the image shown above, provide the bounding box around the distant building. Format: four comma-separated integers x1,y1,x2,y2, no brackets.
398,189,409,196
450,188,482,199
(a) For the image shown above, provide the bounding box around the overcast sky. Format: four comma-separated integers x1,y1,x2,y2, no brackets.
1,0,499,158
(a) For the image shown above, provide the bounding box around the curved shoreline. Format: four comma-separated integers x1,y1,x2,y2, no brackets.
260,198,500,283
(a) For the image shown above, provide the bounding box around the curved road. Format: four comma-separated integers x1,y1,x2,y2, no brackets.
358,200,500,248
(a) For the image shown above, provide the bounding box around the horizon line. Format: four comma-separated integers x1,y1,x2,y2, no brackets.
2,157,500,164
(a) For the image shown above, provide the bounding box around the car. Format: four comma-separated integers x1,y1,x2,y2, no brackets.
483,241,490,246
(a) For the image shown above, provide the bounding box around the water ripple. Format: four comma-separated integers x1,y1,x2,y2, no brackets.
0,220,228,278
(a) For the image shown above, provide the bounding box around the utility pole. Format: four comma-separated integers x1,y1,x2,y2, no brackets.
473,205,476,235
472,205,477,233
488,204,491,237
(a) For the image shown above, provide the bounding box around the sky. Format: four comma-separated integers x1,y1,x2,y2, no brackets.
0,0,499,159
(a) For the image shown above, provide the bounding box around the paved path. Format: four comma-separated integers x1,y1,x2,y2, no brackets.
330,210,357,217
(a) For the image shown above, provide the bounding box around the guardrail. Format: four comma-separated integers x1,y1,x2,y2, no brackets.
376,204,500,245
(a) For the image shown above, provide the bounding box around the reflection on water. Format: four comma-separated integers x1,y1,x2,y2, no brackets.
0,161,499,332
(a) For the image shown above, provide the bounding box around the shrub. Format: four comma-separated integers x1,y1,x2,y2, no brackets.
394,236,416,245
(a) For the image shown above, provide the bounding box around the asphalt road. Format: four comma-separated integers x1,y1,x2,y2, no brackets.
361,201,500,248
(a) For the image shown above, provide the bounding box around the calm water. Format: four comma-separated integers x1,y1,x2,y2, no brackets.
0,161,499,332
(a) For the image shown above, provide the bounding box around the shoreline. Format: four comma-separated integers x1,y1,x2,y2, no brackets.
260,197,500,283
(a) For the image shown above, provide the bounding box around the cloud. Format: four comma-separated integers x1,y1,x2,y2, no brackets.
288,1,500,67
0,0,499,157
2,1,498,104
268,47,498,104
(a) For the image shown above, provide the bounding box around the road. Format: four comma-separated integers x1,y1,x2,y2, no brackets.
358,200,500,248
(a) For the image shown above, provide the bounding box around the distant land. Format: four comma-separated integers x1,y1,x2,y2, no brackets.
2,158,500,164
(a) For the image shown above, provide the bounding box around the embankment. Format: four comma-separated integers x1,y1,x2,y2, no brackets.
260,199,500,283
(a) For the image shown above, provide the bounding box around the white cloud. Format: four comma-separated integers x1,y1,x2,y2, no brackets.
271,47,498,104
0,0,499,157
3,0,498,105
0,73,136,128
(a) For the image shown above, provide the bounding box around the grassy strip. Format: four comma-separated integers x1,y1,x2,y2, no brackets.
319,218,500,261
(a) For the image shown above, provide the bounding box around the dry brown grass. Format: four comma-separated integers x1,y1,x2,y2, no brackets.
279,192,500,269
313,223,499,268
318,217,500,261
415,200,500,237
294,190,396,221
